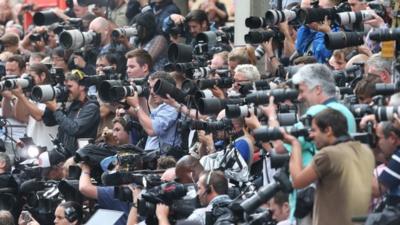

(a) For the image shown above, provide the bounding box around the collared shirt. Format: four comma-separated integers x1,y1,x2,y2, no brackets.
144,103,181,150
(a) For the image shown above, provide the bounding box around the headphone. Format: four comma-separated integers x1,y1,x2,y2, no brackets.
64,205,78,223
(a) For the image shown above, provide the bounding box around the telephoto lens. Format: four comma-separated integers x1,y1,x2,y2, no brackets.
197,77,234,90
244,31,283,44
375,106,400,122
197,97,244,115
153,79,186,104
324,31,365,50
33,11,62,26
369,28,400,42
252,126,309,142
245,16,267,29
110,85,149,101
245,89,298,105
334,10,374,26
265,9,305,25
374,82,400,96
302,7,336,24
112,26,138,39
4,75,33,89
31,85,69,103
98,80,125,102
168,43,193,63
59,30,100,50
225,105,263,118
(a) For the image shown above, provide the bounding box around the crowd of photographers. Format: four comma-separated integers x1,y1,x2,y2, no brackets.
0,0,399,225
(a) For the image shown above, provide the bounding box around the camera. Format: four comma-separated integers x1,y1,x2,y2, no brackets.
111,25,138,39
265,8,306,25
301,2,351,24
197,77,234,90
252,126,309,142
29,32,49,43
153,79,186,104
245,29,284,44
350,104,400,122
138,183,199,225
4,74,33,90
33,11,62,26
245,16,267,29
197,97,244,115
333,64,364,87
324,31,365,50
334,10,374,26
245,89,299,105
239,80,270,96
59,30,101,50
31,84,69,103
369,27,400,42
374,82,400,96
178,118,232,132
98,80,149,102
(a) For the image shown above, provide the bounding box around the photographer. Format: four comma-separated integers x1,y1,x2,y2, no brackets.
12,63,59,151
126,49,153,80
88,17,112,54
285,108,374,225
269,191,290,225
91,0,129,27
163,9,210,44
295,0,339,63
126,71,181,153
366,53,393,84
0,33,20,54
50,47,70,74
372,122,400,204
132,12,168,71
42,70,100,165
156,170,234,225
79,163,132,225
127,0,180,32
112,117,132,145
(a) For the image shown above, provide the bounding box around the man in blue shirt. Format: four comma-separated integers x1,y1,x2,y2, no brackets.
126,71,181,152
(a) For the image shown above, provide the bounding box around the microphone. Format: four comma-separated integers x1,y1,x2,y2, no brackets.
101,172,145,186
20,179,46,193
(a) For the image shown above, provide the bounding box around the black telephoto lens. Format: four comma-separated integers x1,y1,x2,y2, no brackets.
324,31,365,50
153,79,186,103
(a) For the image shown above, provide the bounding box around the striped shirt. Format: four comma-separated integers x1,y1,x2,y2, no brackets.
379,149,400,196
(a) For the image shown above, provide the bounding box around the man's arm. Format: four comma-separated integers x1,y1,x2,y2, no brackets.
79,163,97,199
286,134,318,189
13,87,42,121
126,94,155,136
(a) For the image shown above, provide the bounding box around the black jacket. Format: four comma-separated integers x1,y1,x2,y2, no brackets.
42,96,100,157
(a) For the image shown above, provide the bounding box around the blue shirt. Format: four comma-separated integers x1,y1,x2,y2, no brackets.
145,103,181,150
295,25,339,63
97,186,131,225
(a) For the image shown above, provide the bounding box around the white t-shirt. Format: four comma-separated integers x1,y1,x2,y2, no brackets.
26,102,59,151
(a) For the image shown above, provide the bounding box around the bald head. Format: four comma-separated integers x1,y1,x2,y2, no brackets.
175,155,204,184
89,17,111,46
